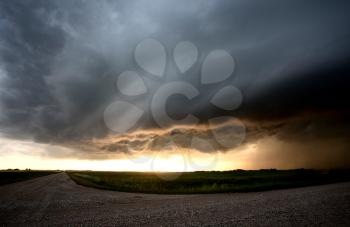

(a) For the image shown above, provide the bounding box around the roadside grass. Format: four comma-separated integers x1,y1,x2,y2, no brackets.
67,169,350,194
0,170,60,186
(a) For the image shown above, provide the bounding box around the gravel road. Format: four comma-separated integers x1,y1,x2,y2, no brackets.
0,173,349,226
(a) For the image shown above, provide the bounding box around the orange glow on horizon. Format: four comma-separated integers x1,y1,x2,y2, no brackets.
0,135,265,172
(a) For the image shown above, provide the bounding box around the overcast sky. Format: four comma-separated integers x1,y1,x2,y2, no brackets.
0,0,350,169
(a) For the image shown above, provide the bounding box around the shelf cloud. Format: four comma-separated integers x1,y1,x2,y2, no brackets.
0,0,349,168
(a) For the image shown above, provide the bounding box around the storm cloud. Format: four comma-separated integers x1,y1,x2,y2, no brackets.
0,0,350,167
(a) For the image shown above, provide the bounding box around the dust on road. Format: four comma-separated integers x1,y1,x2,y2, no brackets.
0,172,349,226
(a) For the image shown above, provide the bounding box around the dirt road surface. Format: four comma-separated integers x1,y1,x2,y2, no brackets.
0,173,349,226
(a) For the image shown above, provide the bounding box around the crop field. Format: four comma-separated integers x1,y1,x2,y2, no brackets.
68,169,350,194
0,170,60,186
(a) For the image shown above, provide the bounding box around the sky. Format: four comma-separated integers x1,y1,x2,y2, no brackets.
0,0,350,171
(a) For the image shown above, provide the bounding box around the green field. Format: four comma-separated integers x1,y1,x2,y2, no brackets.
0,170,60,186
67,169,350,194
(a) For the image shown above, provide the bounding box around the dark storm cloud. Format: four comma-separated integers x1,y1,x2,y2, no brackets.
0,0,350,162
0,0,66,140
244,113,350,169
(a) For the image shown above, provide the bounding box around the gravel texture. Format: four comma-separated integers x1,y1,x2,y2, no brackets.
0,172,349,226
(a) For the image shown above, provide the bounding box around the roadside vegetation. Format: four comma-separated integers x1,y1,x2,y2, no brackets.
0,170,60,186
67,169,350,194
